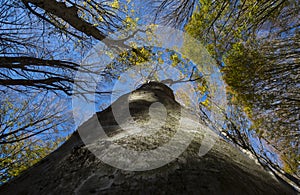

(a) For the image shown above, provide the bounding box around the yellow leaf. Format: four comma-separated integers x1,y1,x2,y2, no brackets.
158,58,164,64
98,16,104,22
200,99,209,107
111,0,119,9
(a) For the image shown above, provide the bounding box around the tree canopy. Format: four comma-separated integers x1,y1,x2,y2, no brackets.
186,0,299,180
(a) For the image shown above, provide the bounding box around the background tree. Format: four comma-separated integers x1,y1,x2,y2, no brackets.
0,90,72,183
185,0,300,183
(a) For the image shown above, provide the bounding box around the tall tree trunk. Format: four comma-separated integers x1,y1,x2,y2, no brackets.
1,82,296,194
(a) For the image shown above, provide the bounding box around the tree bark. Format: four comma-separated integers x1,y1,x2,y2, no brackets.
0,82,297,194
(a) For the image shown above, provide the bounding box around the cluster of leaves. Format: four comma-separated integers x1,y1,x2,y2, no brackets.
0,136,64,184
186,0,288,66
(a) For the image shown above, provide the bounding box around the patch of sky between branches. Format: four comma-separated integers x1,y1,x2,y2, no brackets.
94,46,206,113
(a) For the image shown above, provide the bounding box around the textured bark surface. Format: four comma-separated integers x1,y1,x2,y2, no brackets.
0,82,296,194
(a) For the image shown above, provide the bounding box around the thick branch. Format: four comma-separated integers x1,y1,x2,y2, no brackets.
21,0,128,48
22,0,106,41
